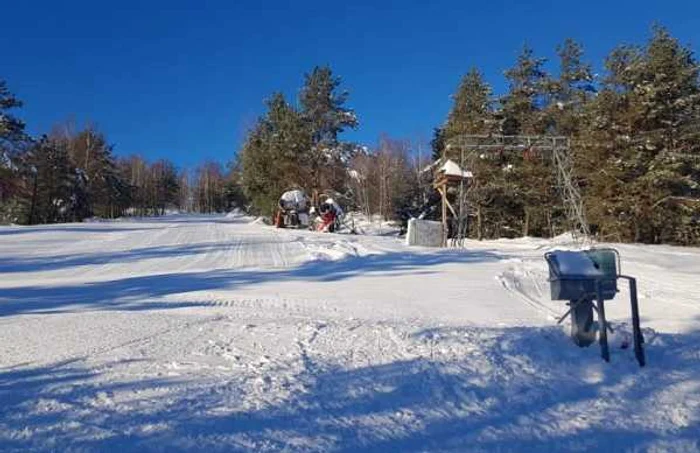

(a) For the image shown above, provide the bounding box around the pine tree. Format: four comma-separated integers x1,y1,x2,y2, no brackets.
300,66,358,194
430,127,446,161
300,66,358,147
548,39,595,136
23,137,74,224
584,26,700,244
0,80,27,156
240,93,312,215
545,39,596,236
444,68,494,144
501,45,550,135
50,125,128,219
151,160,180,215
500,46,554,236
0,80,29,222
68,166,90,221
442,68,508,239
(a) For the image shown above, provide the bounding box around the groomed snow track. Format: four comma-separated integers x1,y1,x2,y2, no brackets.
1,214,699,452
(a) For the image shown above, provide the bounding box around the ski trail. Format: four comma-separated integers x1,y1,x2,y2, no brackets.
2,215,700,451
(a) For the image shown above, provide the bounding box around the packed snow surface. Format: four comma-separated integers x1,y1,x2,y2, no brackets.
1,214,699,452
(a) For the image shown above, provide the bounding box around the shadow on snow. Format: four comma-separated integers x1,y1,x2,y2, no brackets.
0,240,296,274
0,248,506,316
0,226,161,236
1,326,698,452
0,214,251,238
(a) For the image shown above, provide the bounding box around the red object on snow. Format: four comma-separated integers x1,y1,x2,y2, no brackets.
318,211,336,232
275,210,284,228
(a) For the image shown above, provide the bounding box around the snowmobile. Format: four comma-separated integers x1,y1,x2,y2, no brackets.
275,189,310,229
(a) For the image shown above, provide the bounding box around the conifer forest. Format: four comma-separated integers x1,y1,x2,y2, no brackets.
2,26,699,245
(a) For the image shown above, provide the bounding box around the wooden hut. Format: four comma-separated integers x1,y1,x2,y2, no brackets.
432,159,473,246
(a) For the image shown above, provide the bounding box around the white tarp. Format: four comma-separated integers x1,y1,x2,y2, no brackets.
406,218,443,247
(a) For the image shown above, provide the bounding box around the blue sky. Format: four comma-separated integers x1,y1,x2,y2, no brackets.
3,0,698,168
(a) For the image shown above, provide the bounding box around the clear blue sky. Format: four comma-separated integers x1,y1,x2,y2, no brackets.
2,0,697,168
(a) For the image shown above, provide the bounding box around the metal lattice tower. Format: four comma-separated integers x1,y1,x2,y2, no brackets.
551,138,590,244
445,135,590,245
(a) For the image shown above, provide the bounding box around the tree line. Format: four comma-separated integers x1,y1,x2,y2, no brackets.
3,25,699,245
239,66,359,216
238,66,425,225
0,94,242,224
433,26,700,245
236,27,700,245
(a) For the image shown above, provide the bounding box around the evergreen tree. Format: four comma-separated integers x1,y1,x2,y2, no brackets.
442,68,509,239
23,137,73,224
267,93,314,186
240,93,312,215
300,65,358,147
500,46,550,135
299,65,358,194
548,38,595,136
50,125,127,219
545,39,596,235
444,68,494,144
68,166,90,221
151,159,180,215
430,127,446,161
0,80,29,222
71,128,114,217
500,46,554,236
584,26,700,244
0,80,27,157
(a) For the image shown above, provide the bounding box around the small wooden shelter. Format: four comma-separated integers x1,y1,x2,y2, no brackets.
431,159,473,246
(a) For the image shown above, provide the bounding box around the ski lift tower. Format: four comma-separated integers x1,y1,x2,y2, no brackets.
444,134,590,246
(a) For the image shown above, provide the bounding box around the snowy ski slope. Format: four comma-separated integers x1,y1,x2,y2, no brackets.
1,214,699,452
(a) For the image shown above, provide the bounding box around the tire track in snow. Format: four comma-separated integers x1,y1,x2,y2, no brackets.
166,296,340,320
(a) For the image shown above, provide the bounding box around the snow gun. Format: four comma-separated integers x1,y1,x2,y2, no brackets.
545,248,646,367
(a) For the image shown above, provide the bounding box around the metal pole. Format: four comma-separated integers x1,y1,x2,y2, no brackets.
441,185,447,247
459,148,466,247
627,277,646,367
28,168,38,225
596,280,610,362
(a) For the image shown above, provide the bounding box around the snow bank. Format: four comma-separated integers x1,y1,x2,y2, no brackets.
225,208,246,219
343,212,401,236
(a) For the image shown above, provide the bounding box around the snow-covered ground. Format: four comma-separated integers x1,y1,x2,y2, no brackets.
1,214,699,452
